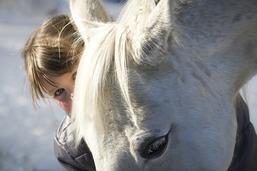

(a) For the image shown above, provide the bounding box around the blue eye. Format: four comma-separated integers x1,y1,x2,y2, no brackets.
55,88,64,97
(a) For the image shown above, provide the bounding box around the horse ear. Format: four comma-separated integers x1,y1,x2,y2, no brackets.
135,0,173,64
146,0,172,29
69,0,110,39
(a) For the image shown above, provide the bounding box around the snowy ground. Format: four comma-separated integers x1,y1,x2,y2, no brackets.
0,0,256,171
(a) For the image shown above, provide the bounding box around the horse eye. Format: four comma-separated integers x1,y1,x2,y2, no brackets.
140,135,168,159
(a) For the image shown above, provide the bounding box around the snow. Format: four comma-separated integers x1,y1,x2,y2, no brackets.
0,0,256,170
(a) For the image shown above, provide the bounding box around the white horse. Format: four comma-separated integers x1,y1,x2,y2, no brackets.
70,0,257,170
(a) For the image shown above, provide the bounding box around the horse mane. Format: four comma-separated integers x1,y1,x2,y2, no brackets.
72,0,160,144
72,23,133,143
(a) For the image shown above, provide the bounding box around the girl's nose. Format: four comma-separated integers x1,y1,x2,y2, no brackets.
70,93,74,100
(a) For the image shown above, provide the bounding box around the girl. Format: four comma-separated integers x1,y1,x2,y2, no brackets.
22,15,95,171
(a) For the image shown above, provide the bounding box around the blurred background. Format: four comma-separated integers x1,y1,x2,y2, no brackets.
0,0,124,170
0,0,256,171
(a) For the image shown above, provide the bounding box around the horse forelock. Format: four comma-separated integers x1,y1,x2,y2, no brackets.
72,22,143,143
72,0,170,146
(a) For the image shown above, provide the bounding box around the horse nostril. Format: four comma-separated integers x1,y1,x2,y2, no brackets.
140,134,168,159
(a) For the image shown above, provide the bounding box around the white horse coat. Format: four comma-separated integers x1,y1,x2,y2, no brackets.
70,0,257,170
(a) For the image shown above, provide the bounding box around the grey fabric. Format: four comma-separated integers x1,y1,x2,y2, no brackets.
54,116,96,171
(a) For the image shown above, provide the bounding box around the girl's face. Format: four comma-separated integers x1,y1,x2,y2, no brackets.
43,67,78,116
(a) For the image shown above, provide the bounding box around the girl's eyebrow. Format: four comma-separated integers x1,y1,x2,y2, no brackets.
72,71,77,79
45,83,58,96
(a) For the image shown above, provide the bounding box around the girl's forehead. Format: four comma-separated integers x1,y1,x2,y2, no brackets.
42,73,65,88
42,66,78,91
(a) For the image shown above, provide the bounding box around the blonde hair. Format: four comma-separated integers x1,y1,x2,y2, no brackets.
22,15,84,107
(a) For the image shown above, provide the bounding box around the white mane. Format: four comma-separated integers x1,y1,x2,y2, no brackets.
72,24,127,143
72,0,162,144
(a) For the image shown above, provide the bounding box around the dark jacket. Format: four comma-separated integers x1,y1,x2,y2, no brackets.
54,116,96,171
228,95,257,171
54,95,256,171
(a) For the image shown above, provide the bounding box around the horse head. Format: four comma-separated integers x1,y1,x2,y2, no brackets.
70,0,257,170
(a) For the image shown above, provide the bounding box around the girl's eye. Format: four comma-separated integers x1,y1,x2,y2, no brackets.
54,88,65,97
